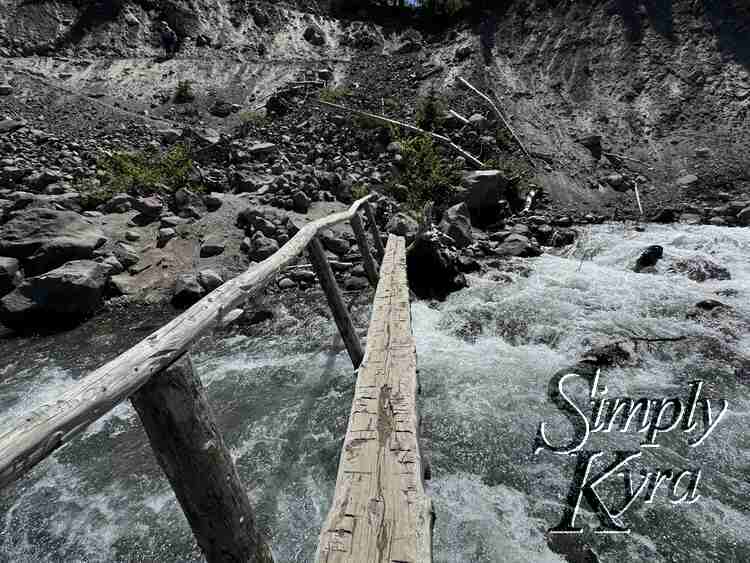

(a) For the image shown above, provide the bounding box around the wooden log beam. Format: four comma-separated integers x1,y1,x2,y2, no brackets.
363,201,385,262
131,354,273,563
350,213,379,287
457,76,537,169
315,99,485,169
0,195,374,489
316,235,433,563
307,237,364,368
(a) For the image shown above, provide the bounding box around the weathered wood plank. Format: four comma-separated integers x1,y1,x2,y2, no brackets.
316,235,433,563
363,202,385,262
131,354,273,563
0,195,374,489
350,213,379,287
307,236,364,368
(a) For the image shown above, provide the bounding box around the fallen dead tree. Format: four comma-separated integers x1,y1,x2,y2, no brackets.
457,76,536,169
314,99,486,169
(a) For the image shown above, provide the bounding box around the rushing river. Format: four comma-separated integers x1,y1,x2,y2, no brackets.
1,222,750,562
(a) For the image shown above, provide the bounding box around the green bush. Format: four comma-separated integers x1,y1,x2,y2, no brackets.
385,134,459,212
415,90,446,131
319,86,351,103
351,183,370,200
79,144,200,208
174,80,195,103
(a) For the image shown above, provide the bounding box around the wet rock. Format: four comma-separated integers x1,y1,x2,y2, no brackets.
468,114,489,131
0,257,21,295
278,277,296,289
204,193,223,211
386,212,419,243
651,207,679,223
200,237,225,258
197,269,223,292
737,207,750,227
695,299,726,311
174,187,205,218
604,173,625,189
172,273,204,307
550,228,577,247
492,235,542,258
344,276,369,291
303,25,326,46
438,203,473,248
0,208,106,276
0,260,109,332
633,245,663,273
455,45,473,61
0,83,13,96
670,256,731,282
407,228,467,300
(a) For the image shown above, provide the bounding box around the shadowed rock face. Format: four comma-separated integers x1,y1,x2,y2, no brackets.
0,259,109,332
0,208,106,276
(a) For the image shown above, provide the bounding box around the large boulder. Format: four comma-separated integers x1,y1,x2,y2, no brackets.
438,203,473,248
386,212,419,244
461,170,512,227
172,273,205,307
0,260,109,332
492,235,542,258
0,208,106,276
0,257,21,295
634,245,663,273
406,228,467,300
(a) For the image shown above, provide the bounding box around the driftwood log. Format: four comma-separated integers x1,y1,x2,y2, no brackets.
316,235,433,562
315,99,485,169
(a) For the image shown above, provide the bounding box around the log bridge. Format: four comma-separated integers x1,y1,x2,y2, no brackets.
0,195,432,563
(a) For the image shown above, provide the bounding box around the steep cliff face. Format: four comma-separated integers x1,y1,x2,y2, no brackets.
2,0,748,214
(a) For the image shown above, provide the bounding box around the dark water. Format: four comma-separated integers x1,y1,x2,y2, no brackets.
2,223,750,562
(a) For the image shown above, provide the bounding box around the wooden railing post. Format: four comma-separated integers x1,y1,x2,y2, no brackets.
363,201,385,262
131,354,274,563
350,213,379,287
307,237,364,368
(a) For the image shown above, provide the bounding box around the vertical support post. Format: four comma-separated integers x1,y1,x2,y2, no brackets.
351,213,379,288
363,201,385,261
131,354,274,563
307,236,364,368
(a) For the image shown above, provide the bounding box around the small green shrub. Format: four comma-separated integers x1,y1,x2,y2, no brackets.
415,90,446,131
385,134,459,212
319,86,351,103
174,80,195,103
239,110,267,126
79,143,200,208
351,183,370,200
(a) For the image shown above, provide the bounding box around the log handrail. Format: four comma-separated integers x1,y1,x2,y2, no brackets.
0,194,376,489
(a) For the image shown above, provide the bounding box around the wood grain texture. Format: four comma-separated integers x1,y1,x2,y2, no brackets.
0,195,374,489
131,355,273,563
316,235,433,563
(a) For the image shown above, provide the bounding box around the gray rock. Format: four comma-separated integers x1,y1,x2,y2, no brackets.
468,114,489,130
209,101,233,118
455,45,473,61
113,242,139,269
248,142,277,158
0,83,12,96
320,229,351,256
158,128,182,145
0,208,106,276
407,228,467,300
462,170,512,227
0,260,109,331
158,228,177,247
197,269,223,292
0,257,20,295
676,174,699,187
134,196,163,219
278,277,297,289
288,269,316,283
125,230,140,242
237,208,278,236
344,276,369,291
0,118,26,135
386,212,419,243
172,273,205,307
200,238,225,257
204,193,223,211
670,256,731,282
245,232,279,261
101,255,124,275
493,236,542,258
105,193,134,213
438,203,473,248
303,25,326,46
292,190,311,213
737,207,750,226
